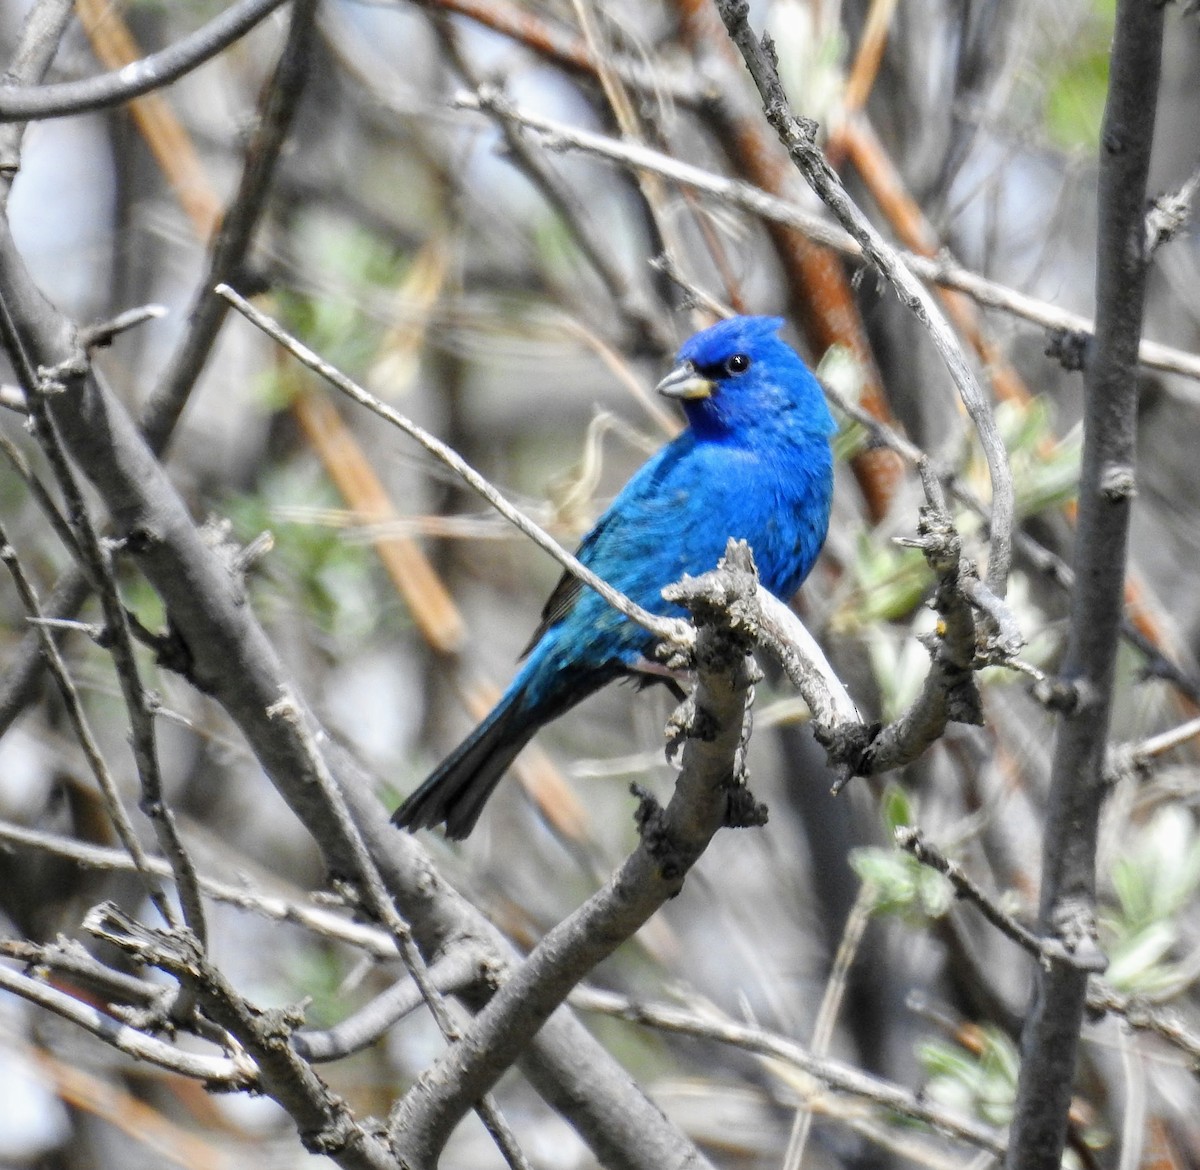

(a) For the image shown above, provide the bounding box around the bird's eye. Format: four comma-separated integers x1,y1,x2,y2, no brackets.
724,353,751,376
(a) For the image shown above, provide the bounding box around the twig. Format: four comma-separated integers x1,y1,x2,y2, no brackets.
139,0,318,451
449,92,1200,385
293,946,497,1062
0,818,400,957
216,282,692,651
895,827,1105,972
715,0,1013,596
569,985,1006,1156
1144,165,1200,257
450,74,670,354
0,0,291,122
79,303,167,350
0,289,208,946
1107,714,1200,783
87,904,397,1170
267,691,534,1170
831,463,985,788
0,961,252,1085
0,523,176,926
0,0,75,196
783,881,875,1170
1086,983,1200,1065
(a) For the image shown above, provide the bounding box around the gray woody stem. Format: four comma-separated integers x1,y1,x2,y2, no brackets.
713,0,1014,598
1004,3,1164,1168
389,542,763,1166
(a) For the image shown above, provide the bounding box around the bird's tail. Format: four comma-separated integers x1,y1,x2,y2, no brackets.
392,686,539,840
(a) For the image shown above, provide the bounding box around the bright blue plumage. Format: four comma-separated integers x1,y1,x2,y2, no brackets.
393,316,836,838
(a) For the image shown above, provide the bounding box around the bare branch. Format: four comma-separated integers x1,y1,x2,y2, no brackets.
450,90,1200,386
216,283,693,651
0,524,175,925
0,0,291,123
0,819,398,957
389,542,762,1163
1006,3,1166,1163
294,946,497,1063
569,986,1006,1157
0,289,207,944
0,0,75,195
0,961,252,1085
88,904,397,1170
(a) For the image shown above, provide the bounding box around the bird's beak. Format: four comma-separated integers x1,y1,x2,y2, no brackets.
656,361,714,400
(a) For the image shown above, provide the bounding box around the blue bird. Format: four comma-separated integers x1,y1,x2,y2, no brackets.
393,316,836,839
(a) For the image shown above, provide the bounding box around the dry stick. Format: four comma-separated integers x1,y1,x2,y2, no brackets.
1109,714,1200,780
713,0,1013,598
569,986,1006,1157
267,693,533,1170
0,301,208,946
2,936,168,1012
0,0,291,122
215,283,691,651
293,946,496,1062
0,0,75,198
88,904,397,1170
783,882,875,1170
0,428,83,562
894,828,1101,972
449,93,1200,385
0,0,316,737
896,825,1200,1066
76,0,221,238
0,529,175,926
141,0,316,451
565,0,690,307
0,963,251,1085
0,818,398,957
436,27,670,355
1004,1,1164,1166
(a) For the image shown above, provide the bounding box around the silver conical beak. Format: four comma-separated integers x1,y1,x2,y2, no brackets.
656,361,714,400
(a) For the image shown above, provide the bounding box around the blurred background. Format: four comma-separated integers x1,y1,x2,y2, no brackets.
1,0,1199,1166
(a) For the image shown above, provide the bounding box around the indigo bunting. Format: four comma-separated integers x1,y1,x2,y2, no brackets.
394,315,835,838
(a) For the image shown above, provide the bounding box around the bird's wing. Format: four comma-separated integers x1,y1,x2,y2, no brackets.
518,440,698,660
518,510,619,658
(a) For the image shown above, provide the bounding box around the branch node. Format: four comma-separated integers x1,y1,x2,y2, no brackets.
1045,328,1091,371
722,784,768,828
1099,463,1137,502
629,782,688,881
1031,674,1088,714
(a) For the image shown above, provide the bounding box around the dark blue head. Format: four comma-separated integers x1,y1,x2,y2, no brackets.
657,316,835,440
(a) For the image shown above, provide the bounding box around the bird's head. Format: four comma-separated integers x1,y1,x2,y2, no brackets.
656,316,834,440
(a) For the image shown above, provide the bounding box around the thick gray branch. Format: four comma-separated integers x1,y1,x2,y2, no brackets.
1005,3,1165,1168
388,543,762,1167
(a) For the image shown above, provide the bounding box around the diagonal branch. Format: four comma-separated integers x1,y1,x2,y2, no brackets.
216,283,693,651
713,0,1014,598
389,541,763,1164
0,0,291,123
